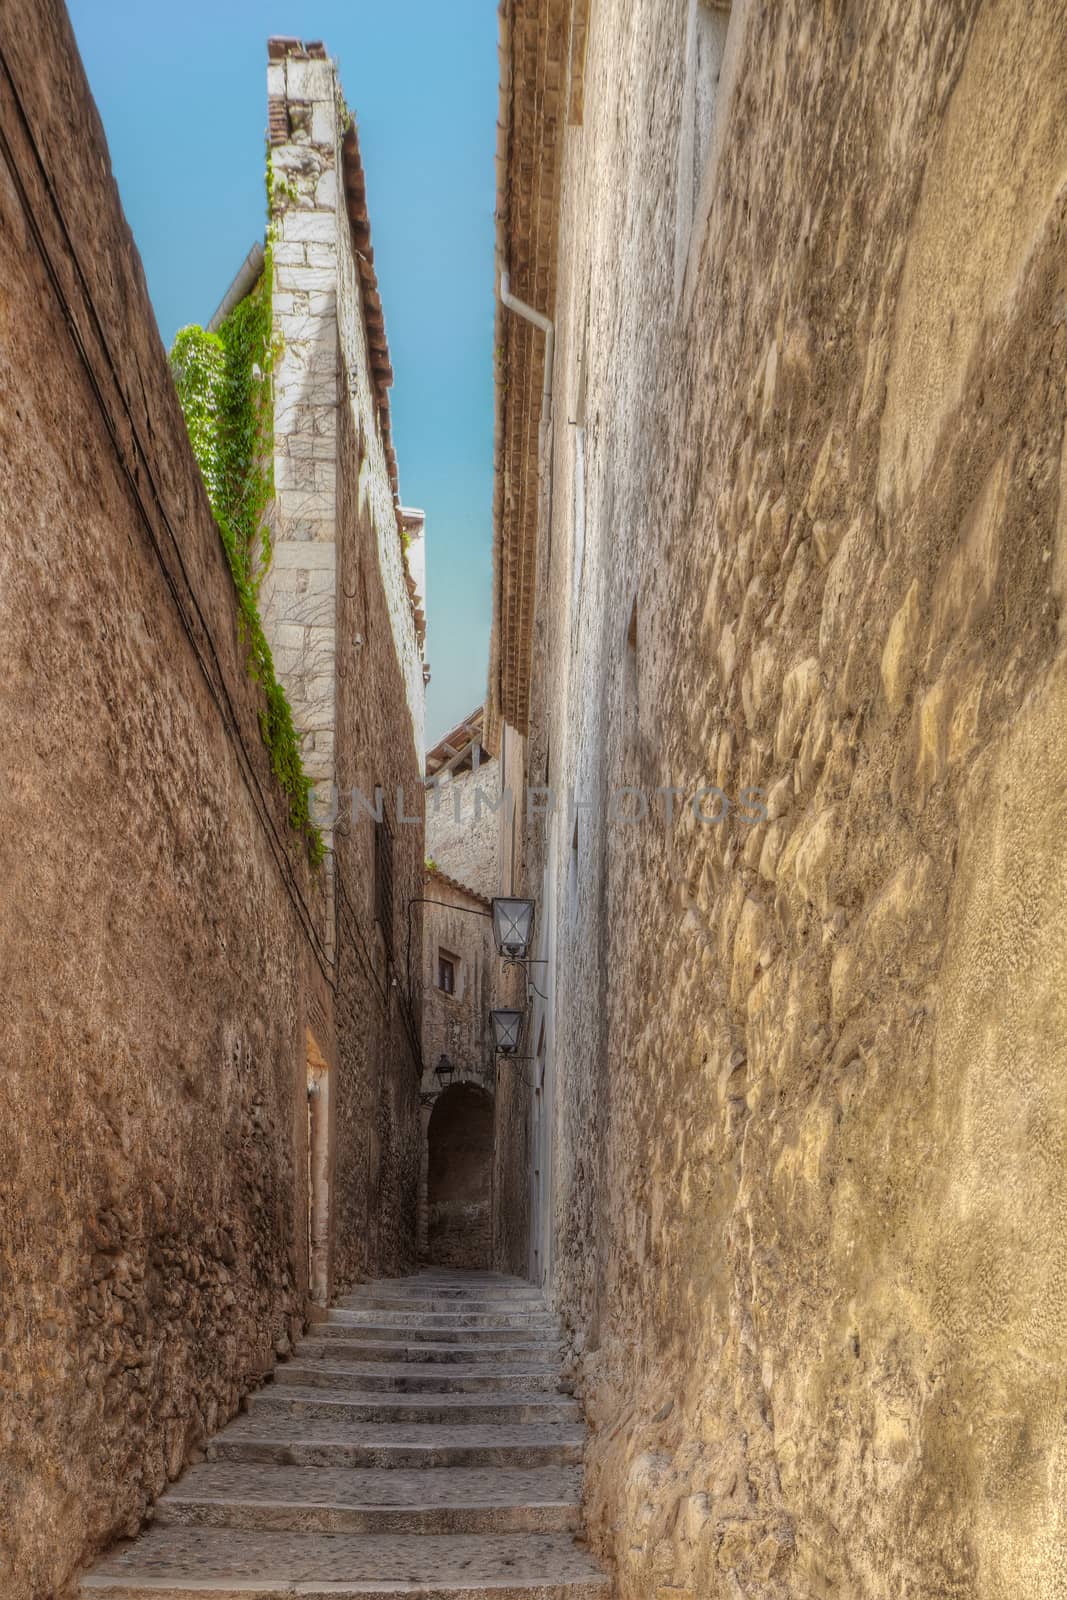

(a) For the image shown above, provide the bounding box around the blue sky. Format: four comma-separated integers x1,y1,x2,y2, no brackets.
67,1,497,745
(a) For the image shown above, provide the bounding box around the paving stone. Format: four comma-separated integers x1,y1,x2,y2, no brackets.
338,1297,550,1314
295,1339,558,1366
156,1462,582,1534
80,1271,608,1597
207,1415,586,1470
324,1309,558,1331
312,1322,556,1346
81,1528,610,1597
245,1387,581,1425
273,1360,562,1392
359,1285,546,1300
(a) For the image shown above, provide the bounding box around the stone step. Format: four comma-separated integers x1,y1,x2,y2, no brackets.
369,1273,536,1290
154,1462,582,1536
80,1272,608,1598
338,1295,548,1315
371,1271,531,1280
245,1386,581,1426
274,1361,563,1394
79,1527,611,1598
324,1308,558,1331
312,1321,557,1347
207,1416,586,1470
351,1278,544,1299
294,1338,559,1367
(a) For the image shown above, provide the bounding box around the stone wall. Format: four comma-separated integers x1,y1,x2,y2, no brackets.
427,754,503,901
489,728,532,1276
419,768,502,1263
420,874,496,1092
504,0,1067,1595
0,5,328,1593
332,377,424,1286
265,44,425,799
491,1057,531,1277
0,11,425,1593
265,40,426,1289
262,50,344,840
419,739,540,1272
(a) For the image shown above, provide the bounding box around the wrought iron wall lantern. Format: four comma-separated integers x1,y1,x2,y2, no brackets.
491,898,536,963
489,1008,526,1056
434,1053,455,1088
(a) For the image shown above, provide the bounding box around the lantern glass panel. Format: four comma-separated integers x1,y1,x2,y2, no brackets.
434,1054,454,1086
490,1008,525,1055
491,897,535,960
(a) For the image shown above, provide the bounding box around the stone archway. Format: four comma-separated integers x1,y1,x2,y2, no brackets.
427,1082,494,1268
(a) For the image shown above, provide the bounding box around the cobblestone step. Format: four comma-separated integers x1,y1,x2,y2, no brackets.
207,1416,586,1469
295,1338,559,1366
343,1286,543,1299
274,1360,563,1392
312,1321,558,1346
80,1528,610,1597
154,1462,582,1535
325,1309,558,1331
246,1386,581,1425
324,1312,558,1333
360,1274,540,1296
338,1294,548,1314
80,1269,610,1597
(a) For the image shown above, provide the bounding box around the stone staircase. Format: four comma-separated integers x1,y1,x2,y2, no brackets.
80,1270,611,1598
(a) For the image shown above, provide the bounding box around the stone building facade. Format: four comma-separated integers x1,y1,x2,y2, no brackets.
263,37,428,1292
418,711,502,1267
0,12,423,1597
490,2,1067,1598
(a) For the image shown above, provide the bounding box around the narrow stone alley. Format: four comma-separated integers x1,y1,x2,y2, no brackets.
79,1273,610,1597
4,0,1067,1596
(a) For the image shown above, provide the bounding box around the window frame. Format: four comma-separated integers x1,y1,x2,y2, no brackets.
436,949,460,998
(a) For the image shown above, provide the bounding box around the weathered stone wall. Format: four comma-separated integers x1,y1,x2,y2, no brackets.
419,768,502,1264
265,41,426,1289
263,49,343,840
491,727,532,1276
0,5,332,1593
427,754,502,901
515,1,1067,1595
333,379,424,1286
491,1059,531,1277
0,13,425,1593
420,875,496,1092
265,45,426,797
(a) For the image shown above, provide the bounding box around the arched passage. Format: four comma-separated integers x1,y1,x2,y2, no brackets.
427,1082,494,1268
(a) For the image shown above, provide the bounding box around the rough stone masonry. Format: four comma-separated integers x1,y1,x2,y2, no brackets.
263,37,428,1292
0,8,425,1596
490,0,1067,1596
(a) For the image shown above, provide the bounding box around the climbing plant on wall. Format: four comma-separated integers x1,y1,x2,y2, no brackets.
170,249,324,866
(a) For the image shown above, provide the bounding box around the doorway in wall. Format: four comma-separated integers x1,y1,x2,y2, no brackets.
306,1029,331,1305
427,1082,494,1269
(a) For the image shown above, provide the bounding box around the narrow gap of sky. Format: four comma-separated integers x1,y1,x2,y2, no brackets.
66,0,498,746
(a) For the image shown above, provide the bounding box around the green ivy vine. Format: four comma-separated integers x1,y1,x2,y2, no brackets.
170,248,324,865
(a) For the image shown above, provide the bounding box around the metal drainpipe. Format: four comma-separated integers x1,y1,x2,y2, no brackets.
499,269,554,413
206,240,266,333
498,263,557,586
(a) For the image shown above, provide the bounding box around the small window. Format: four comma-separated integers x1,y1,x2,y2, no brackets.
437,952,457,995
